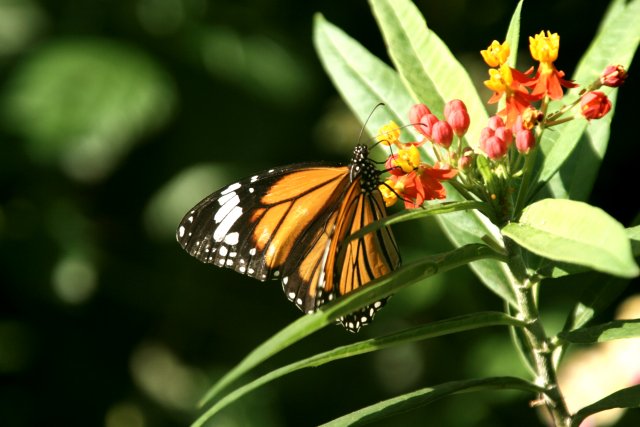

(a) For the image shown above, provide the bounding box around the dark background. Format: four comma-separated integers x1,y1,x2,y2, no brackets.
1,0,638,426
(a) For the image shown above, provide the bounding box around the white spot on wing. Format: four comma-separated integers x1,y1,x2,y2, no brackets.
213,206,243,242
287,292,295,300
187,216,194,223
224,232,239,245
178,226,185,238
250,175,259,183
219,246,228,256
215,194,240,223
249,248,256,256
221,182,241,195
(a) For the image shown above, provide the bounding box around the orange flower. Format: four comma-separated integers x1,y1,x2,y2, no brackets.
528,31,577,100
485,64,536,127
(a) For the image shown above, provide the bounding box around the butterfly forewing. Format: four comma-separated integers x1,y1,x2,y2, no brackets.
177,164,350,282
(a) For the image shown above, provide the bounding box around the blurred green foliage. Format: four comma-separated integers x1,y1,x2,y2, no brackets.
0,0,637,426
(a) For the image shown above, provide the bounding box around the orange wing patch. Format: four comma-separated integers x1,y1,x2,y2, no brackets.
252,167,350,270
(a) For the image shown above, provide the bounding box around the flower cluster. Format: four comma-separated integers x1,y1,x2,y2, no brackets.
478,31,625,160
376,101,468,208
374,30,626,216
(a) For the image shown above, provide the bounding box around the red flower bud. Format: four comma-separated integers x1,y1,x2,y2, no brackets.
417,113,439,139
487,115,505,131
447,109,470,137
600,65,627,88
410,104,431,134
580,91,612,120
431,120,453,148
494,127,513,145
480,135,508,159
515,129,535,153
444,99,467,119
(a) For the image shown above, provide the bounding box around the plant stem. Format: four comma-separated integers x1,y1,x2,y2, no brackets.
504,237,572,426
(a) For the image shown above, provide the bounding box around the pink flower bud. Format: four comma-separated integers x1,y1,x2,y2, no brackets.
600,65,627,88
481,135,508,159
494,127,513,145
487,115,505,131
417,113,439,139
447,109,470,136
431,120,453,148
410,104,431,134
444,99,467,120
515,129,535,153
580,91,611,120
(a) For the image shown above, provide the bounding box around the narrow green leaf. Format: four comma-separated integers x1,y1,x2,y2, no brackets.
194,312,523,424
345,200,486,243
504,1,523,70
313,13,516,305
502,199,639,278
560,272,629,334
533,0,640,200
369,0,488,146
198,244,502,406
559,319,640,344
313,13,415,141
320,377,544,426
571,385,640,427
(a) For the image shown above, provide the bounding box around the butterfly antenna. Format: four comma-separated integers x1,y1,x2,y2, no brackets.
358,102,386,145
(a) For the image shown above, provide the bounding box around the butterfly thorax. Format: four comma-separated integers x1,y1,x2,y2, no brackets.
349,144,379,193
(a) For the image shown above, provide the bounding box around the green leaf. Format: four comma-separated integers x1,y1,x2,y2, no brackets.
503,1,523,70
560,272,630,334
2,38,175,182
628,224,640,256
193,312,523,425
502,199,639,278
559,319,640,344
345,200,486,243
533,0,640,201
198,244,502,407
313,14,516,305
319,377,543,426
571,385,640,427
313,14,415,141
368,0,488,146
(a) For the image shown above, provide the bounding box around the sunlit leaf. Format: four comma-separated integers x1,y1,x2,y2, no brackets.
502,199,639,278
558,319,640,344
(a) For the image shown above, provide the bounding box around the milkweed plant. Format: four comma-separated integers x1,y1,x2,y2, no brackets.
193,1,639,426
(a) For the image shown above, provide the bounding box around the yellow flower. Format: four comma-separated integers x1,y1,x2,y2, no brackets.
481,40,510,67
483,63,513,93
394,145,421,173
379,180,398,207
529,31,559,65
376,120,401,146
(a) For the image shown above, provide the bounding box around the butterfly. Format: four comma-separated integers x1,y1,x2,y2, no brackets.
176,144,400,332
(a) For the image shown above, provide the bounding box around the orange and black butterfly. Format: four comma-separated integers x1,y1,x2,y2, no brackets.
176,144,400,332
